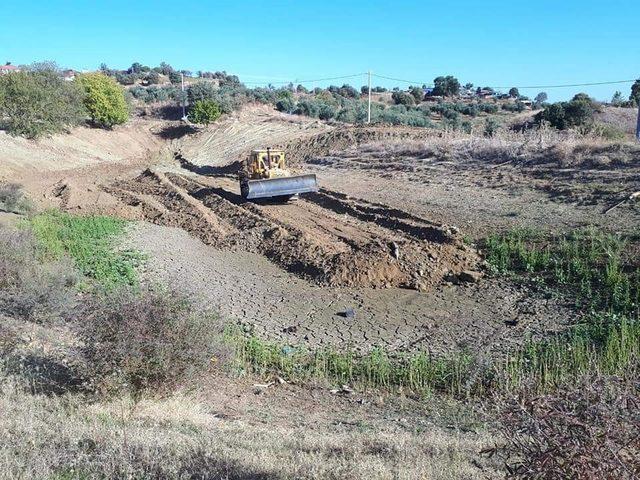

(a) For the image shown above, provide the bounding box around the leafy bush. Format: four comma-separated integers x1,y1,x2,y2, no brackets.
318,103,337,120
188,99,221,125
275,97,295,113
168,71,182,84
115,72,137,85
391,91,415,106
144,71,161,85
0,70,85,138
502,101,526,113
75,289,227,395
478,103,498,114
535,94,598,130
77,73,129,128
484,118,500,137
409,86,423,102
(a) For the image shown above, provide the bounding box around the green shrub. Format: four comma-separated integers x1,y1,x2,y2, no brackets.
188,99,222,125
77,73,129,128
275,97,295,113
318,103,337,120
0,70,85,138
508,87,519,98
115,72,137,85
478,103,498,114
535,94,598,130
409,86,424,102
391,91,415,106
168,71,182,84
483,118,500,137
144,71,161,85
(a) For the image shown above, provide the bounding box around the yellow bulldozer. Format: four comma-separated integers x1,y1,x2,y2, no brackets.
240,148,318,200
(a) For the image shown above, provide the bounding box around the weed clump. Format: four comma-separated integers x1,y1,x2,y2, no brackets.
496,378,640,478
0,226,77,322
75,289,229,395
0,183,32,214
28,211,141,289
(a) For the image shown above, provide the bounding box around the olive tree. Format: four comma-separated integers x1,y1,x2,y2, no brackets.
0,70,85,138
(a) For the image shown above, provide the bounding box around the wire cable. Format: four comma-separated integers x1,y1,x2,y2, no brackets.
242,73,367,86
372,72,636,90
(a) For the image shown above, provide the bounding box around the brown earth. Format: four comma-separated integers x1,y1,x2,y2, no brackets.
2,106,638,354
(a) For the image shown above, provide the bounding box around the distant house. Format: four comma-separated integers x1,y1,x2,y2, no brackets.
62,69,77,81
0,64,20,75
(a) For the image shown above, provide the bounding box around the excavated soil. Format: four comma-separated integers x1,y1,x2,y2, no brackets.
107,169,481,291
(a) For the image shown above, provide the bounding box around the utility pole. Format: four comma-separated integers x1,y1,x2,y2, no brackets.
636,99,640,141
367,70,372,124
181,72,187,121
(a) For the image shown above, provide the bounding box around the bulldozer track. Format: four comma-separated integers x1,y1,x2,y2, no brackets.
107,169,480,290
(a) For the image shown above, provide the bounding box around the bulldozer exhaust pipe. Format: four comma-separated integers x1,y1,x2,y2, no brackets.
242,174,318,200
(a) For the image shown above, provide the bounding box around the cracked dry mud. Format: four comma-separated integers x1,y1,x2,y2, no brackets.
125,222,576,355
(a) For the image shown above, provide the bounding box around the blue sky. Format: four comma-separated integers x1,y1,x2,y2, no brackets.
2,0,639,101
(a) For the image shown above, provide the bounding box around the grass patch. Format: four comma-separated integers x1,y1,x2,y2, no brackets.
226,328,477,396
484,227,640,316
228,227,640,397
27,211,141,289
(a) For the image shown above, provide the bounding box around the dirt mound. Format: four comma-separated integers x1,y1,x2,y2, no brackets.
107,170,481,290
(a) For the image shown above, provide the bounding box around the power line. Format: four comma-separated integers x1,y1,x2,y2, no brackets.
234,70,637,91
372,72,636,90
242,73,366,86
371,73,431,86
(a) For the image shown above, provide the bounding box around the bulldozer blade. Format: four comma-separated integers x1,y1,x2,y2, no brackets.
243,174,318,200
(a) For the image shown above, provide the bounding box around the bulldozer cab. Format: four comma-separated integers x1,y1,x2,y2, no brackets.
240,147,318,200
246,149,287,179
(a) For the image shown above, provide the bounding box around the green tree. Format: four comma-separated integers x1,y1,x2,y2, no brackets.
391,91,415,106
409,86,424,103
611,91,624,106
432,76,460,97
534,92,548,107
77,73,129,128
188,99,221,124
508,87,519,98
0,70,85,138
630,79,640,105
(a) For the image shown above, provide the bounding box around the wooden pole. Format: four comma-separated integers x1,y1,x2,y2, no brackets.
367,70,372,124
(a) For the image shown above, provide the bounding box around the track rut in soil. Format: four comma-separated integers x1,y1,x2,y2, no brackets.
106,170,481,290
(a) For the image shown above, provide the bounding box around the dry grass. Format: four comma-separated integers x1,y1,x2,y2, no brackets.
352,125,640,169
0,369,498,480
496,377,640,479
